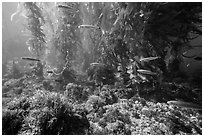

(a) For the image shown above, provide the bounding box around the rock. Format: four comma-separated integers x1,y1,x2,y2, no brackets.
141,107,151,117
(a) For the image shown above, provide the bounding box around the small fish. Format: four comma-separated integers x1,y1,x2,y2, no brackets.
57,5,78,13
21,57,40,62
57,5,73,9
140,57,159,62
44,79,63,83
29,63,35,66
192,88,201,93
54,79,63,83
137,69,157,75
28,46,33,52
167,100,202,110
182,54,196,58
78,25,100,29
194,56,202,61
90,63,104,67
47,70,54,73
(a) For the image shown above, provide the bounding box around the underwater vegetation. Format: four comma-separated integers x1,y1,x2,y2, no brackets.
2,2,202,135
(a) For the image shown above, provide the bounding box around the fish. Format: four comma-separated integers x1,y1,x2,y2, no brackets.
78,25,100,29
47,70,54,73
57,5,73,9
21,57,41,62
137,69,157,75
57,5,78,12
54,79,63,83
90,63,104,67
194,56,202,61
167,100,202,110
29,63,35,66
44,79,63,83
140,57,159,62
182,54,196,58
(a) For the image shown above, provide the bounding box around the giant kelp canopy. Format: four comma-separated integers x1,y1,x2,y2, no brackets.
11,2,201,83
144,2,202,58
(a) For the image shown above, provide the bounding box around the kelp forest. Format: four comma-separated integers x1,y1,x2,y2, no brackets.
2,2,202,135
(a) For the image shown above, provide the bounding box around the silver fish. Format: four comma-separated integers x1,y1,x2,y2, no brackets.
21,57,40,62
140,57,159,62
137,69,157,75
78,25,100,29
167,100,202,110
